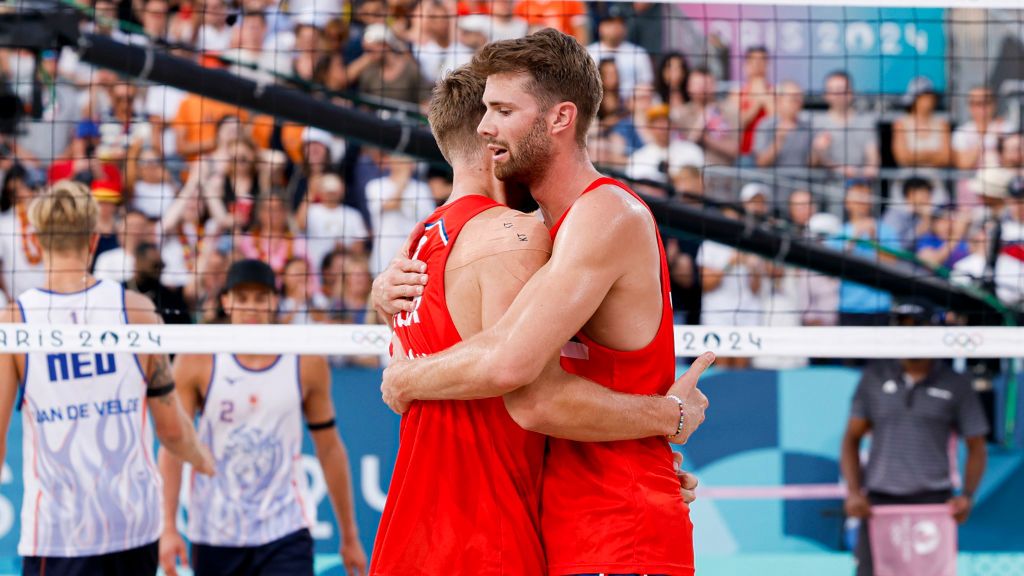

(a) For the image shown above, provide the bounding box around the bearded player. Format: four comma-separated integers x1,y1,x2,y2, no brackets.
380,30,705,575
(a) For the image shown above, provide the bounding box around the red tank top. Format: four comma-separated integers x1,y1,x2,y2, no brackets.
544,178,694,575
740,85,769,155
370,195,547,576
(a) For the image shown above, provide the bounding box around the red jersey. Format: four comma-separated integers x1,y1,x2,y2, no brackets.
740,85,770,155
370,195,547,575
543,178,694,575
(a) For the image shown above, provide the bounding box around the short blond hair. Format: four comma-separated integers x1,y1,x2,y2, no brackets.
29,180,98,253
428,65,487,164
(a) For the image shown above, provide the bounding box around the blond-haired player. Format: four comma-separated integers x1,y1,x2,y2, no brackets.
0,180,214,576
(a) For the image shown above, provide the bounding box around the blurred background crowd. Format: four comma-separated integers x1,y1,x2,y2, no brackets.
1,0,1023,369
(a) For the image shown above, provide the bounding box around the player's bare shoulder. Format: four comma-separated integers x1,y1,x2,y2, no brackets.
173,353,214,379
298,355,330,393
123,289,161,325
576,183,655,231
448,206,552,270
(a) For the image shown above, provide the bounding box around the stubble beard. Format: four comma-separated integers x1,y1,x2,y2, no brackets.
493,116,552,185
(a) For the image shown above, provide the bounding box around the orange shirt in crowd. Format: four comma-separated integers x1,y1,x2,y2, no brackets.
513,0,587,39
456,0,491,15
251,116,307,164
172,95,250,161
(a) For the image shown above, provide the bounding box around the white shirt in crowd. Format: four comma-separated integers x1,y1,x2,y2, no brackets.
158,235,193,289
412,41,469,84
490,18,529,41
626,140,704,185
951,118,1011,170
437,44,478,82
365,176,436,276
696,240,763,327
132,181,178,221
586,40,654,99
951,252,1024,307
280,292,331,325
93,248,136,286
145,84,187,156
754,266,808,370
305,203,369,271
287,0,343,27
195,24,233,52
93,242,188,288
0,209,48,301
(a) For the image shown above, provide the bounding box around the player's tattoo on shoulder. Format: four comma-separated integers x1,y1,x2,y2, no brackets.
501,220,530,242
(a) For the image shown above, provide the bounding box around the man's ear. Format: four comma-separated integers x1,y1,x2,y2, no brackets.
549,101,579,140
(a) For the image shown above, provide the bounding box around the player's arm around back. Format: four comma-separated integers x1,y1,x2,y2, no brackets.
381,210,554,405
126,290,214,475
463,213,704,442
385,189,650,401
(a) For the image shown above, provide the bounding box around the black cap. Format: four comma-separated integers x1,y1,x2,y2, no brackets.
601,3,629,21
892,298,937,326
225,259,277,292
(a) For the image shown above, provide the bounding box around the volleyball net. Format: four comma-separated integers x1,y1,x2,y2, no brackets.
0,0,1021,433
0,0,1022,322
0,1,1022,572
0,322,1017,358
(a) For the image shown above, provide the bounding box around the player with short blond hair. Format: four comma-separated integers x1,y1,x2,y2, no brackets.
0,180,214,576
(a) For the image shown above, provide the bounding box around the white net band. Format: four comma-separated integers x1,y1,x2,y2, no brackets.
0,324,1018,358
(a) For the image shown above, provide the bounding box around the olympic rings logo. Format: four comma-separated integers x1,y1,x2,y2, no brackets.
351,331,389,347
942,332,984,352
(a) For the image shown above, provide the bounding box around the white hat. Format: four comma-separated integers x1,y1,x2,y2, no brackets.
363,23,405,51
808,213,841,237
303,126,333,147
667,140,705,174
302,127,345,163
740,182,771,203
969,167,1015,199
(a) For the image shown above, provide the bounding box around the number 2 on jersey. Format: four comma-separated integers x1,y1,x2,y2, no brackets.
219,400,235,423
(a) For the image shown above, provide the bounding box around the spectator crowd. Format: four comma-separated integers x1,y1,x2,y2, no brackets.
1,0,1023,368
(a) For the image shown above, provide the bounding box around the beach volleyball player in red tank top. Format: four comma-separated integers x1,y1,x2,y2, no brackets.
379,31,713,576
371,63,710,575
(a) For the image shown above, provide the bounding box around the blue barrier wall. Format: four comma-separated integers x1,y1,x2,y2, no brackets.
1,366,1021,572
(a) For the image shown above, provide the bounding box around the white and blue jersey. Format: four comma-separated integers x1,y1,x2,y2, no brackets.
16,280,162,557
186,353,311,547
